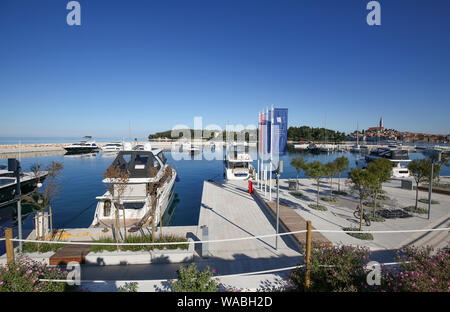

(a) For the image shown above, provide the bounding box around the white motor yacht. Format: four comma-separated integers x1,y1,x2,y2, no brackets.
101,142,123,152
224,152,254,180
350,144,361,153
63,138,100,154
0,163,48,204
182,142,200,154
355,147,411,178
90,143,177,229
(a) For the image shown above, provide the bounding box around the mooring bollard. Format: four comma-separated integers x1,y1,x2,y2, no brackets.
201,225,209,258
5,228,14,264
305,221,312,289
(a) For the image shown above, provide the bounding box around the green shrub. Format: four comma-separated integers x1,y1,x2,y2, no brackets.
376,194,391,201
363,201,383,208
378,246,450,292
170,263,219,292
342,227,373,240
425,183,450,189
404,206,428,214
418,198,439,204
290,245,370,292
321,196,339,203
289,245,450,292
0,257,72,292
118,282,139,292
289,191,303,198
22,242,66,254
367,214,385,222
332,190,348,196
90,234,189,253
308,204,327,211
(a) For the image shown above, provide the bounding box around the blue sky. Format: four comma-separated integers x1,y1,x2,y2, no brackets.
0,0,449,138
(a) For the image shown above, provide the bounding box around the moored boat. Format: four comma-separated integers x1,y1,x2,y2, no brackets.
90,144,177,229
223,152,254,180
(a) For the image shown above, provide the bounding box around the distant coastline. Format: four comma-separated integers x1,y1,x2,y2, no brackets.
0,137,147,146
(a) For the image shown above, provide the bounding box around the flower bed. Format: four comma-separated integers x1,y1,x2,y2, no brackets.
332,190,348,196
290,245,370,292
418,198,440,204
378,246,450,292
404,206,428,214
342,227,373,240
363,201,383,208
22,242,66,253
90,234,189,253
85,237,194,265
321,196,339,203
376,194,391,201
308,204,328,211
289,245,450,292
289,191,303,198
0,256,73,292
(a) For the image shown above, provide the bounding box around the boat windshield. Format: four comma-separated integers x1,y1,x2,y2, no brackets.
157,152,167,164
229,162,248,169
123,202,145,209
111,151,161,178
391,149,409,160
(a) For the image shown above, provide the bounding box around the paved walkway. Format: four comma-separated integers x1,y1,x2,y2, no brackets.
79,180,302,291
269,178,449,250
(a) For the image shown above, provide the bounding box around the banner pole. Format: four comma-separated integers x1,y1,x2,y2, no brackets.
257,112,260,186
269,105,274,201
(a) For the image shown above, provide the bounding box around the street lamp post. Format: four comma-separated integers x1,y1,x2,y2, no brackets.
424,149,442,220
8,159,23,252
274,160,283,250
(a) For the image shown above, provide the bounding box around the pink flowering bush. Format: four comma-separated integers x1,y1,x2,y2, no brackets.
290,245,370,292
0,256,72,292
289,245,449,292
379,246,450,292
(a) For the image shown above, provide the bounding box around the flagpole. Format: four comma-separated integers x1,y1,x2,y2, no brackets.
261,111,264,190
257,112,260,186
269,105,272,201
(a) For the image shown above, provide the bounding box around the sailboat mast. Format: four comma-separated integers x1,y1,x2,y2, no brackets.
356,122,359,146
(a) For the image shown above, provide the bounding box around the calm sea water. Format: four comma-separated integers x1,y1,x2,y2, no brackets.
0,148,448,234
0,137,147,145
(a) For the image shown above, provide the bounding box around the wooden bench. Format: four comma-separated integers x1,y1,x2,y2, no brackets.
252,190,333,249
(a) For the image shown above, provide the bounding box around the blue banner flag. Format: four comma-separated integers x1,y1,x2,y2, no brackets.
273,108,288,156
266,109,271,155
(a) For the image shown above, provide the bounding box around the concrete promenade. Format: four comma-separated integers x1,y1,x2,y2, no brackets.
79,180,303,291
270,178,449,251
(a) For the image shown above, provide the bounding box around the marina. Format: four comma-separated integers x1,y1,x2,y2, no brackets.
1,142,449,290
1,0,450,295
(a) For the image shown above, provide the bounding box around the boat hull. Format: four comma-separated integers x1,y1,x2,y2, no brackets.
0,174,47,205
90,169,177,228
64,147,100,154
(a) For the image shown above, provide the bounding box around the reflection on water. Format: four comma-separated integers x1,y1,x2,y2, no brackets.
0,150,66,160
0,147,448,237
